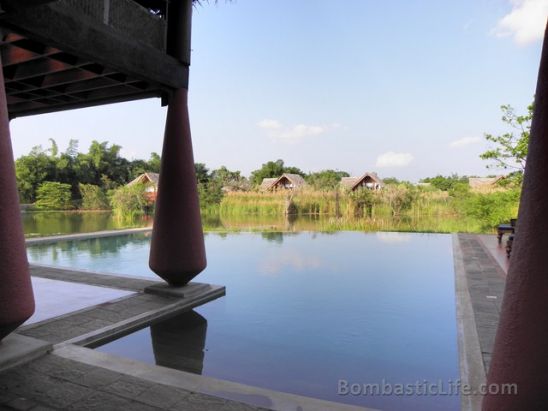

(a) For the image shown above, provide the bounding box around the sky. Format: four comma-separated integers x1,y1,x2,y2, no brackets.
9,0,548,181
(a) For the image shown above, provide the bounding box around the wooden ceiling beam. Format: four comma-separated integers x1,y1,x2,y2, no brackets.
0,3,187,89
9,90,161,118
3,56,79,82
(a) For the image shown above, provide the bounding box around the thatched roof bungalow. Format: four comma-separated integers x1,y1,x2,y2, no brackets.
127,172,159,201
260,174,306,191
469,176,504,191
341,172,383,191
259,178,277,191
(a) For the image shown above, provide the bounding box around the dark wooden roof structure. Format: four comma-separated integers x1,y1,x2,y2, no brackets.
0,0,187,118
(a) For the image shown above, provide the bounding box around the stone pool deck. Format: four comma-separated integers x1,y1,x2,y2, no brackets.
453,233,508,411
0,230,509,411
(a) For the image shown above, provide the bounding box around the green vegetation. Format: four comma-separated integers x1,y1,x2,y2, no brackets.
421,174,469,193
306,169,350,190
458,190,520,232
16,99,527,235
35,182,73,210
250,159,305,186
480,102,532,185
78,184,109,210
109,184,150,218
15,139,160,204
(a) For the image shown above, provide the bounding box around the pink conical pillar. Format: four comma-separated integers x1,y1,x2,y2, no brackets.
149,89,206,286
483,22,548,410
0,55,35,341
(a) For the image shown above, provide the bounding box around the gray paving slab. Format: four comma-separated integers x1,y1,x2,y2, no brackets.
454,234,507,411
0,353,271,411
29,265,158,292
55,345,375,411
0,335,52,373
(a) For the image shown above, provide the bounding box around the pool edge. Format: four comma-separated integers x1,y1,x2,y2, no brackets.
453,233,486,411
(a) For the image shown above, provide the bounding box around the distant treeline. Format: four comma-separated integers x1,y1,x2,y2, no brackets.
15,140,520,230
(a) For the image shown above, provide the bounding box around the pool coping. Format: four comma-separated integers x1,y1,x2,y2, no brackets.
25,226,152,245
20,233,377,410
453,234,486,411
21,229,490,411
54,344,375,411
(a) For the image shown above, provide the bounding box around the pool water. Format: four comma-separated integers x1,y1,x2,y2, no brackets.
27,231,459,411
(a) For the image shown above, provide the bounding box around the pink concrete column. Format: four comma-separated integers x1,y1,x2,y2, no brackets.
0,55,35,341
149,0,206,286
482,22,548,410
149,89,206,286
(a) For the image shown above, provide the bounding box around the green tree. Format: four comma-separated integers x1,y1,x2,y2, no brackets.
109,184,149,217
15,145,56,202
381,185,418,216
35,182,73,210
198,179,224,207
250,159,305,186
349,187,378,217
421,174,469,192
211,166,249,191
79,184,110,210
462,190,520,231
306,170,349,190
382,177,400,185
480,103,533,174
194,163,210,184
79,141,130,187
148,152,161,173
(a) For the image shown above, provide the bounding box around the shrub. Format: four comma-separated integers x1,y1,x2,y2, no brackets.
35,182,73,210
461,190,520,231
109,184,149,218
79,184,109,210
381,185,418,216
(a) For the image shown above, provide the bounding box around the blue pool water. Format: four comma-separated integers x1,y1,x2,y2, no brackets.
27,231,459,411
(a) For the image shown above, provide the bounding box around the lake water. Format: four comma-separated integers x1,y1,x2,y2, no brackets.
27,232,459,411
22,210,483,237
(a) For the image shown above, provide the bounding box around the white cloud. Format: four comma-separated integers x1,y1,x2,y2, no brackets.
257,119,282,130
375,151,414,168
450,136,481,148
277,124,325,141
257,119,337,143
493,0,548,45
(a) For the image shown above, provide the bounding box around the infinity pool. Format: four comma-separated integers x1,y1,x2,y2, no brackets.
27,232,459,411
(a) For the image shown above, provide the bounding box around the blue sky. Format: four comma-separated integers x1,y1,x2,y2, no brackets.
9,0,547,181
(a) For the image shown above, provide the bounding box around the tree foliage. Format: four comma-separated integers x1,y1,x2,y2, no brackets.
250,159,305,186
109,184,149,217
79,184,109,210
15,139,160,205
306,169,349,190
461,190,520,231
381,185,418,216
349,187,378,217
421,174,469,192
480,103,532,173
35,182,73,210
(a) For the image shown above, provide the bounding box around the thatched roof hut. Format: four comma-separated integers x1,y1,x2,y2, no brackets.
261,174,306,191
341,172,383,191
469,176,504,191
127,172,160,201
128,172,159,189
259,178,278,191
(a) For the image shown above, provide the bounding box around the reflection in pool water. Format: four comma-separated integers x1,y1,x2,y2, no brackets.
27,232,459,411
